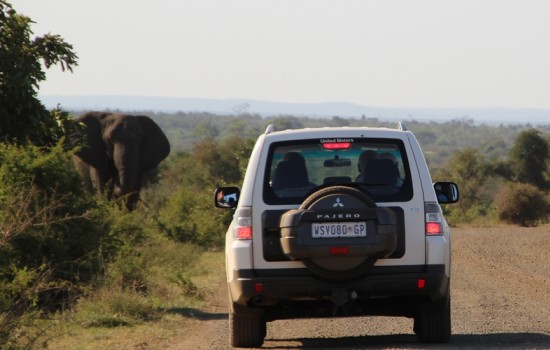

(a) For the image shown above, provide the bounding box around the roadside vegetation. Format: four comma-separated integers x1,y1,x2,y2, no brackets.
1,1,550,348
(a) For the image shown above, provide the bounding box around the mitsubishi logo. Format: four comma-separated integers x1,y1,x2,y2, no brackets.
333,197,344,207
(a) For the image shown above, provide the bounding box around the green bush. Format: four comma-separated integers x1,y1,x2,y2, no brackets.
0,143,110,283
159,187,231,247
494,182,550,226
0,135,237,346
156,136,253,247
0,142,114,348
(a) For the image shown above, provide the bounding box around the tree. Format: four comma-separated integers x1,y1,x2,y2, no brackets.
435,148,492,221
437,148,488,204
508,129,549,190
0,1,78,145
329,116,350,127
269,116,304,131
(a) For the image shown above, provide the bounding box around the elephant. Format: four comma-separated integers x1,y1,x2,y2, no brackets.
73,112,170,210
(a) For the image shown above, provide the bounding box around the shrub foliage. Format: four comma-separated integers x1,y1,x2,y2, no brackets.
0,142,113,348
495,182,550,227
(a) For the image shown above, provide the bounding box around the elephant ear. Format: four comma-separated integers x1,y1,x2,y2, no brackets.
76,112,108,167
136,116,171,171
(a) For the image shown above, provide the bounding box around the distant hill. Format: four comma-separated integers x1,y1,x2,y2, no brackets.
39,95,550,125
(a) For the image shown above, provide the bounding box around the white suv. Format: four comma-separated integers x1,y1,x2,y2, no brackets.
215,123,459,348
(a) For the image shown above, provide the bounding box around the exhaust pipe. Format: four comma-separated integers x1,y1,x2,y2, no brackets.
250,295,267,306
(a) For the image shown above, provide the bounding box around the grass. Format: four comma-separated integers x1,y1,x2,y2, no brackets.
40,247,225,350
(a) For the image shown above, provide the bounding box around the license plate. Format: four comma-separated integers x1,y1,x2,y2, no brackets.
311,222,367,239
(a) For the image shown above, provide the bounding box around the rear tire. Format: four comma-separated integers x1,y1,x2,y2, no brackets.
228,303,266,348
414,290,451,343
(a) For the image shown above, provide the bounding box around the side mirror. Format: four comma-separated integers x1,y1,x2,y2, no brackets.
214,187,240,209
433,182,459,204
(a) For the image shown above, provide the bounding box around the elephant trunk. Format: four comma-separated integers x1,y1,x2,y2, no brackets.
113,143,141,210
114,166,137,197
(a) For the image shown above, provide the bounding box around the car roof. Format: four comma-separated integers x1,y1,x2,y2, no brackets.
263,125,410,142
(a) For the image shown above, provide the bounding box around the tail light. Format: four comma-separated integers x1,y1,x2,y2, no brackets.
425,202,443,235
234,207,252,240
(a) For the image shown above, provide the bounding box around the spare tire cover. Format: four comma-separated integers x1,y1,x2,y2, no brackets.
280,186,397,280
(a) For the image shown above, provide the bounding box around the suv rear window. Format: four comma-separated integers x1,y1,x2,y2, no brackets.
263,138,413,205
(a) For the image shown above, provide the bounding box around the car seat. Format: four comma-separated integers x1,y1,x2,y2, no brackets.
272,159,310,190
362,158,400,186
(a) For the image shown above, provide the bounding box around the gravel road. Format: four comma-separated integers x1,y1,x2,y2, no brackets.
173,226,550,349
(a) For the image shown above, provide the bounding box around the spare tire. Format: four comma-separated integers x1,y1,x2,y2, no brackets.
280,186,397,280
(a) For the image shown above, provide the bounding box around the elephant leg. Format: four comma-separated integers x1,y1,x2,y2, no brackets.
73,156,94,193
105,179,115,200
89,165,112,197
125,192,140,211
106,165,118,200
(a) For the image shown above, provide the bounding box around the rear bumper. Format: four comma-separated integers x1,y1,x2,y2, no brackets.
229,264,449,309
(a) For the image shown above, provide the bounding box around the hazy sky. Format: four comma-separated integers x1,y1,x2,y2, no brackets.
10,0,550,109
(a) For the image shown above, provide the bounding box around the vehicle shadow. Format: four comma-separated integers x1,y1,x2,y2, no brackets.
165,307,227,321
263,332,550,349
